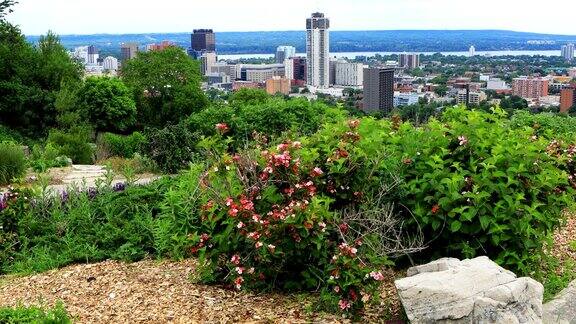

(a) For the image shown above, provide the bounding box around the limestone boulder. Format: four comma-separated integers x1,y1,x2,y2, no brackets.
543,280,576,324
395,256,543,323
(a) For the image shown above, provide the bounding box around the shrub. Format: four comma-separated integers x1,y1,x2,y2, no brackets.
101,132,146,159
0,302,70,324
0,141,26,185
47,126,94,164
144,123,199,174
29,143,72,172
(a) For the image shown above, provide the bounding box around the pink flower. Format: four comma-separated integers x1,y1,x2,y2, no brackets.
339,299,351,310
277,143,290,151
225,198,234,207
234,276,244,290
292,141,302,149
216,123,230,133
231,254,241,265
333,286,340,293
268,244,276,252
311,167,324,177
237,222,245,229
252,214,261,223
255,242,263,249
361,292,371,303
247,267,255,274
248,232,261,241
458,135,469,146
228,208,239,217
370,271,385,281
348,119,360,129
235,267,244,274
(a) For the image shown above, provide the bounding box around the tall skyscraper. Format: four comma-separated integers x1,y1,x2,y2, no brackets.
120,43,139,64
561,43,575,61
469,45,476,57
363,67,395,113
398,53,420,69
275,46,296,64
191,29,216,53
306,12,330,88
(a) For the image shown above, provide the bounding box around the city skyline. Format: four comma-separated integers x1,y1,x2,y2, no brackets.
7,0,576,36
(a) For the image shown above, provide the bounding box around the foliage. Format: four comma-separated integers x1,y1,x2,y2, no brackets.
532,252,576,302
0,141,26,185
77,77,137,133
47,126,94,164
0,1,17,19
0,124,23,143
101,132,146,159
29,142,71,173
510,111,576,141
0,24,82,137
121,47,208,127
0,178,174,274
144,123,199,174
0,302,71,324
229,88,270,106
101,154,157,175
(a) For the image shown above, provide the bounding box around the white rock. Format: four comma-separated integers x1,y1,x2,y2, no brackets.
395,256,543,323
543,280,576,324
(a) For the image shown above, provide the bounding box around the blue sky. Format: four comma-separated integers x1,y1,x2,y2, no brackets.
7,0,576,36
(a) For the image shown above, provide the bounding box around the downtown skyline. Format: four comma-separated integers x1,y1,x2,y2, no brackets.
7,0,576,36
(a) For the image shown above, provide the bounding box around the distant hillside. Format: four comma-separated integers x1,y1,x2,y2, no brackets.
26,30,576,57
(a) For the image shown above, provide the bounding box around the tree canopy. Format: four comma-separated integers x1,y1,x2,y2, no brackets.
121,47,208,127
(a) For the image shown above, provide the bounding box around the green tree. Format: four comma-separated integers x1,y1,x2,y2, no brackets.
0,0,16,19
229,88,269,106
77,77,136,133
121,47,208,127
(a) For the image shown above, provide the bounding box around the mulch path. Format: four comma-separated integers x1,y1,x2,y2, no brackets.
0,259,402,323
551,212,576,263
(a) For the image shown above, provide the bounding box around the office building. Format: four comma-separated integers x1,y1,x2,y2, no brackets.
560,86,576,113
487,78,508,91
146,41,175,52
306,12,330,88
275,46,296,64
363,67,395,113
266,76,291,95
512,77,549,99
210,62,237,80
456,89,486,106
102,56,119,71
87,45,99,65
238,64,285,83
335,61,364,86
207,73,231,85
469,45,476,57
394,93,419,107
398,53,420,69
292,57,307,86
284,59,294,80
192,29,216,52
561,43,575,61
121,43,139,64
200,52,217,76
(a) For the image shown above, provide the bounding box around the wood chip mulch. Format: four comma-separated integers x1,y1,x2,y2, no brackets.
0,259,403,323
551,212,576,263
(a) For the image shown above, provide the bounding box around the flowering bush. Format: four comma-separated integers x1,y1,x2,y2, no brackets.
174,121,399,315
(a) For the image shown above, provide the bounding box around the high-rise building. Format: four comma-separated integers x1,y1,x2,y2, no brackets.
335,61,364,86
102,56,119,71
469,45,476,57
275,46,296,64
512,77,549,99
561,43,575,61
237,64,285,83
306,12,330,88
192,29,216,52
266,76,291,95
284,58,295,80
292,57,307,86
200,52,217,76
560,86,576,113
329,57,338,85
120,43,139,64
398,53,420,69
363,67,395,113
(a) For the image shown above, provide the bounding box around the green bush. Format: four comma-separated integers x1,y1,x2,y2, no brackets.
47,126,94,164
0,125,23,143
510,110,576,140
0,141,26,185
102,132,146,158
0,302,71,324
144,123,199,174
29,143,72,172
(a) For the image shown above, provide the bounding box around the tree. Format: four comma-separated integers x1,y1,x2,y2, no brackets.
0,25,82,137
77,77,137,133
0,0,16,19
434,84,449,97
122,47,208,127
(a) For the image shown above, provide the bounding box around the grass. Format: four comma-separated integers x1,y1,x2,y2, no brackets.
0,302,71,324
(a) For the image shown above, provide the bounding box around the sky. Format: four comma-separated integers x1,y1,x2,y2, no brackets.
7,0,576,36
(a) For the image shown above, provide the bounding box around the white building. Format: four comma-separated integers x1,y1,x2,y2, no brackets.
237,64,285,83
102,56,119,71
335,60,364,86
457,89,486,106
487,78,508,91
210,62,237,80
469,45,476,57
200,52,217,76
306,12,330,88
284,58,294,80
561,44,575,61
394,93,420,107
276,46,296,64
72,46,89,64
